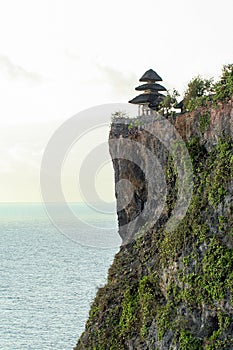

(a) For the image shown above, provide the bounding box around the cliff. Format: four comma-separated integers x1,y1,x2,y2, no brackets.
75,100,233,349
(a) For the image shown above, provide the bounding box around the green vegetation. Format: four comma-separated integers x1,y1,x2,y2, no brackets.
183,76,213,112
178,330,203,350
119,286,138,335
159,89,179,115
156,301,175,340
128,119,143,130
138,275,159,337
205,312,232,349
179,235,233,304
199,110,211,133
183,63,233,112
119,274,162,339
206,139,233,207
213,64,233,103
155,138,233,344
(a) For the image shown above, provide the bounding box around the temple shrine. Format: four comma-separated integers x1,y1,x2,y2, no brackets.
129,69,166,116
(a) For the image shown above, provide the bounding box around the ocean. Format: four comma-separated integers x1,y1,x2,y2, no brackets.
0,203,120,350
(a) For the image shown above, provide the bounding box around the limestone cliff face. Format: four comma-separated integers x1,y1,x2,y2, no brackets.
75,100,233,350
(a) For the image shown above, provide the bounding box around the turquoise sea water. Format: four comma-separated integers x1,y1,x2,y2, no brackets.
0,203,119,350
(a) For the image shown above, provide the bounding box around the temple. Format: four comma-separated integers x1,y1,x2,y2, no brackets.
129,69,166,116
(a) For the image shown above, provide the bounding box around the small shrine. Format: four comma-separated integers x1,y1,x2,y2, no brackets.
128,69,166,116
175,99,184,114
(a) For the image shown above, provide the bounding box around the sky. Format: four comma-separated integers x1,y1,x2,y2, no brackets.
0,0,232,202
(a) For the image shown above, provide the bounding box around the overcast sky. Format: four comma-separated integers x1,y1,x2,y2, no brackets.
0,0,232,202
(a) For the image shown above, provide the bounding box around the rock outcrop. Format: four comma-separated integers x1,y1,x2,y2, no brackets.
75,100,233,349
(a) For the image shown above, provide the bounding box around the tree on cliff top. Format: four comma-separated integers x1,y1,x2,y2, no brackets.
183,64,233,112
183,76,213,112
213,64,233,102
159,89,180,116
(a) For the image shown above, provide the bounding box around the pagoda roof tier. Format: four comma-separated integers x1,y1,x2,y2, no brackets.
148,95,166,109
139,69,162,82
135,83,166,92
128,93,165,105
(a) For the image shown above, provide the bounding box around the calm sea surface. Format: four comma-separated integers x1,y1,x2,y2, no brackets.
0,203,120,350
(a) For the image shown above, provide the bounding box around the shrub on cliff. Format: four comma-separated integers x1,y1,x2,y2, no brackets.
183,64,233,113
183,76,213,112
213,64,233,103
159,89,180,115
